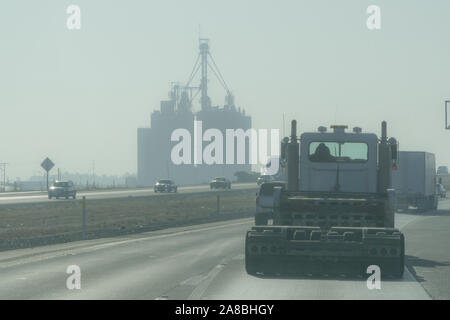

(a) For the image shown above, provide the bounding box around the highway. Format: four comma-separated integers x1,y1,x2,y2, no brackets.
0,183,256,205
1,198,449,299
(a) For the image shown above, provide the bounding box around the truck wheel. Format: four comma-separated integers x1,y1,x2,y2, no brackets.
433,196,438,210
392,234,405,278
245,232,258,275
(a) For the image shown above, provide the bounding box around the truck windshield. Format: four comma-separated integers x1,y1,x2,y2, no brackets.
309,142,368,163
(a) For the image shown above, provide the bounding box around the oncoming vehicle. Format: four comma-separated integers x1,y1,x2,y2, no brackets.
154,180,178,193
210,177,231,189
48,180,76,199
255,182,286,225
257,175,275,186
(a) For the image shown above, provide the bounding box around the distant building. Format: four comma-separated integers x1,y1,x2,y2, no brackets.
138,39,252,186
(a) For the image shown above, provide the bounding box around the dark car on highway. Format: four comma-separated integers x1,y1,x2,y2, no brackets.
210,177,231,189
48,180,76,199
154,179,178,193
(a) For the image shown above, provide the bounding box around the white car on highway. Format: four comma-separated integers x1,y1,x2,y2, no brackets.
255,181,285,225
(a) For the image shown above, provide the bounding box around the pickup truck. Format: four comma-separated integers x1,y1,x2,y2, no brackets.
48,180,77,199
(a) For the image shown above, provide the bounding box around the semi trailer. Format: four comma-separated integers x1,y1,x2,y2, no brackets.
392,151,437,211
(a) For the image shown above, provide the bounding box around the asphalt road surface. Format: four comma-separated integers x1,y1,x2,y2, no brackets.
0,183,256,205
1,198,449,299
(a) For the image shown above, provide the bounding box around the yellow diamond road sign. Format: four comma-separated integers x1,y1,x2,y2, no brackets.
41,157,55,172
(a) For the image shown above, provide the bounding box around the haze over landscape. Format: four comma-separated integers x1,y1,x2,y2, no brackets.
3,0,450,304
1,0,449,179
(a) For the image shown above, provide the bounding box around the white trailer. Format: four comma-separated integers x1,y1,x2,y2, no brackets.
392,151,437,210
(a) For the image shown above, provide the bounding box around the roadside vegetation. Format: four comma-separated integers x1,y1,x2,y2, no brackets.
0,189,256,250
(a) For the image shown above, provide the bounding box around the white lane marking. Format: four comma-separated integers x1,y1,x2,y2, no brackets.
181,275,208,286
0,184,256,203
186,214,432,300
0,219,252,268
188,260,228,300
0,188,192,202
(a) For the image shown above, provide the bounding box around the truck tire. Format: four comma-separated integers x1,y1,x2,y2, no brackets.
392,234,405,278
432,196,438,210
245,232,258,275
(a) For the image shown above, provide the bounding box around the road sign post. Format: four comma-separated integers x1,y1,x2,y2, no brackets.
40,157,55,190
216,195,220,214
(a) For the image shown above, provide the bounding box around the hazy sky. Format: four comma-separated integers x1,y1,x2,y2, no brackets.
1,0,450,180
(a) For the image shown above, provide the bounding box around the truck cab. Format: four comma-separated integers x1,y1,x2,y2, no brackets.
300,126,378,193
245,120,404,277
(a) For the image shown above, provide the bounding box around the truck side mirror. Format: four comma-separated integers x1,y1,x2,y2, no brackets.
388,138,398,161
391,144,397,160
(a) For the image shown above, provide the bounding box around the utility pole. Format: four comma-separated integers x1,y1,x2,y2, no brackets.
446,100,450,130
0,163,8,192
166,160,170,179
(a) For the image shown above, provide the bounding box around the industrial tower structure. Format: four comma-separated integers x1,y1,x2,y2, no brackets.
137,39,252,186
